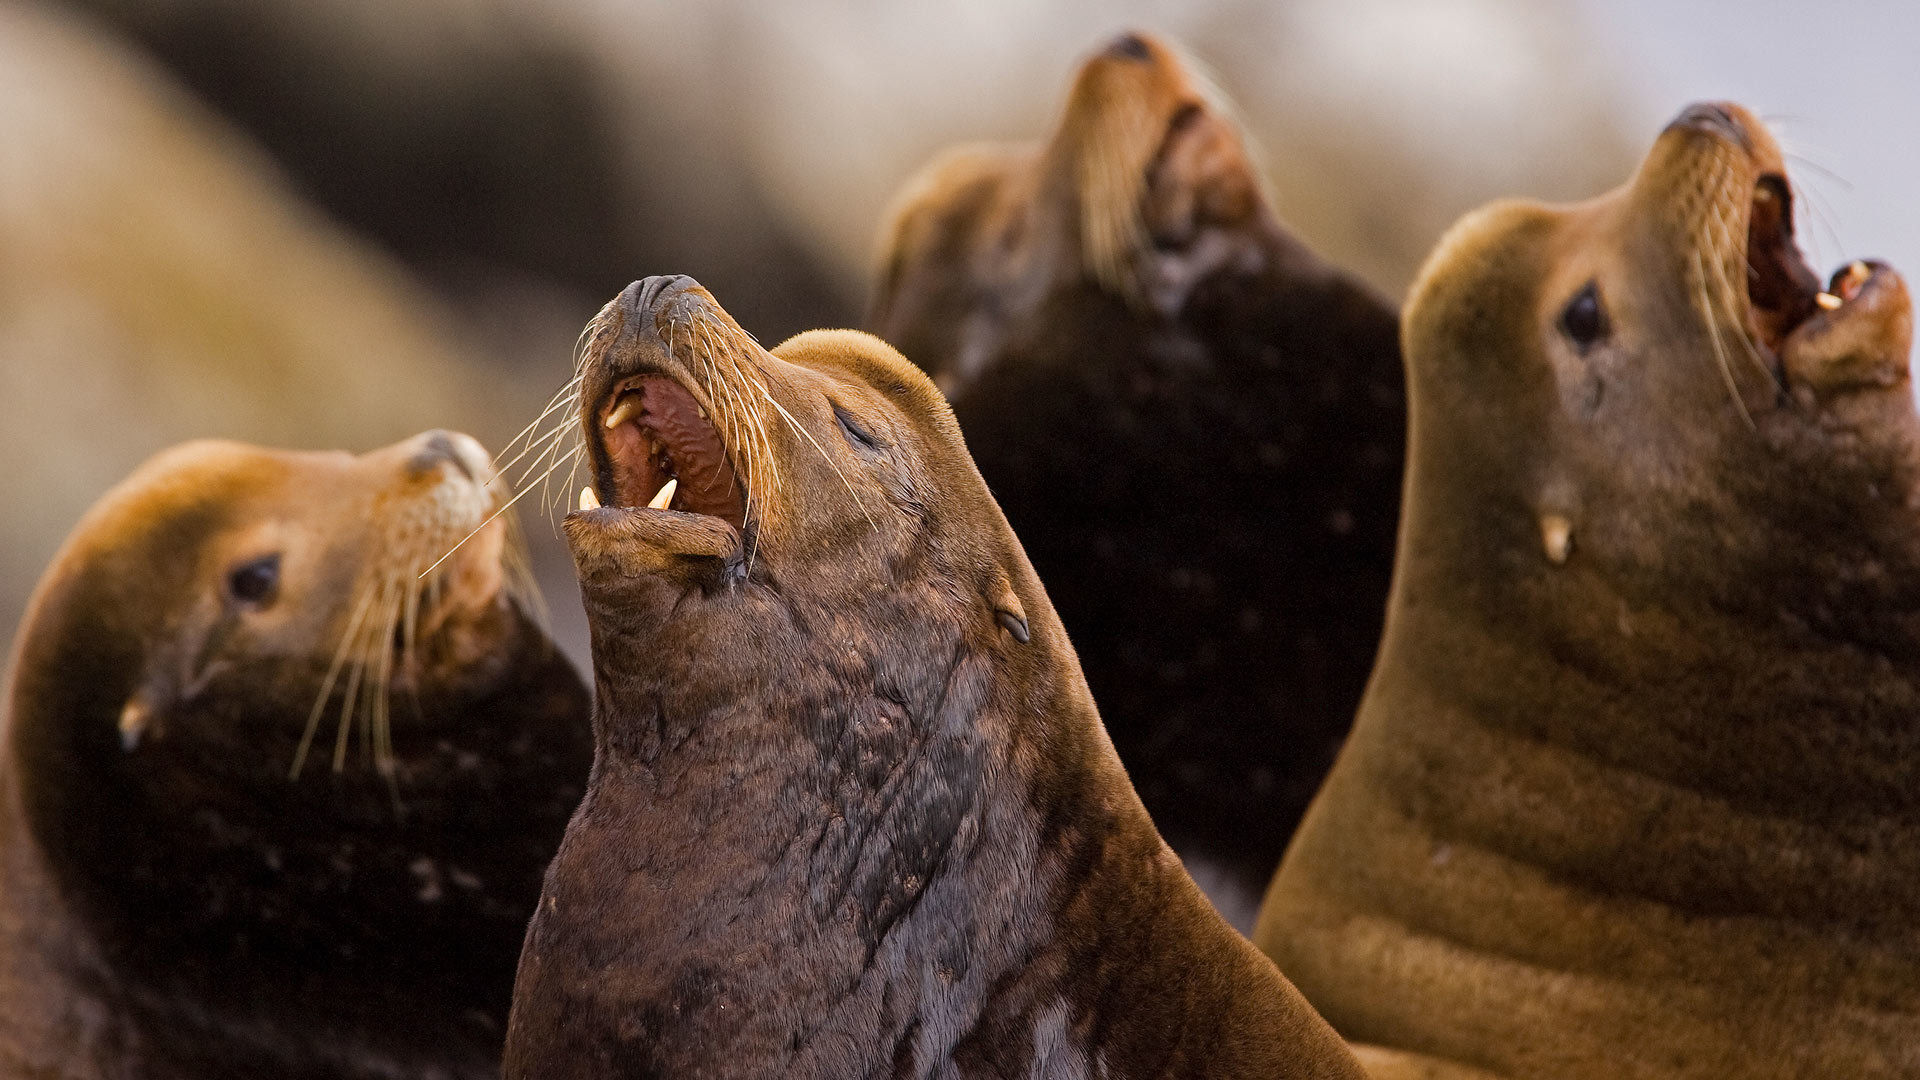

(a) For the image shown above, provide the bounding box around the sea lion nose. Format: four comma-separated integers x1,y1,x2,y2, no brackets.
1103,31,1153,61
618,274,700,318
1665,102,1753,152
407,429,485,481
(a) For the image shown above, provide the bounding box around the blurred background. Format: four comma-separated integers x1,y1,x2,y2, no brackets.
2,0,1911,670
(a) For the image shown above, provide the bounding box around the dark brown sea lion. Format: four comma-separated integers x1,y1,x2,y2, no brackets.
1255,102,1920,1079
0,431,591,1079
502,275,1365,1079
869,31,1404,910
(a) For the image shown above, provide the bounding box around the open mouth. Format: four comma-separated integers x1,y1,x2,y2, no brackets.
584,374,748,531
1743,174,1884,359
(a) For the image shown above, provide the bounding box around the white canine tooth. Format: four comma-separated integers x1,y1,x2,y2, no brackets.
1540,514,1572,566
1845,261,1871,286
604,396,641,429
578,486,600,511
1815,292,1843,311
647,477,678,510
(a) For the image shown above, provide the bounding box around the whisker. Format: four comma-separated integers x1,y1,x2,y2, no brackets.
292,583,379,779
417,444,581,580
753,361,879,533
330,581,384,773
1694,249,1757,431
1702,203,1780,387
496,375,582,468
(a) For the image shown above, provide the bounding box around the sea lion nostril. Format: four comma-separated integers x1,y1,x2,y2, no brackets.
1665,102,1751,151
626,274,700,317
411,429,475,480
1105,31,1153,61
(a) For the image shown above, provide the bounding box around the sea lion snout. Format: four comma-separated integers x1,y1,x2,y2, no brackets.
617,273,699,323
404,428,491,483
1662,100,1754,152
1102,31,1154,62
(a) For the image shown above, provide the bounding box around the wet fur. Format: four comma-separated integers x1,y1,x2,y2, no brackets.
1256,105,1920,1078
504,284,1363,1079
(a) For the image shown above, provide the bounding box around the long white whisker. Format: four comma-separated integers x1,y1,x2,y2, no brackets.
292,583,378,779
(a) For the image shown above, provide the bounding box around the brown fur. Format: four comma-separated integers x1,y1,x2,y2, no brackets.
503,276,1364,1079
0,433,591,1079
1256,103,1920,1078
868,31,1404,901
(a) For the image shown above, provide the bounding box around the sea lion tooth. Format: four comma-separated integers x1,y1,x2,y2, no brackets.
579,486,600,511
117,698,150,751
1540,514,1572,564
1258,100,1920,1079
605,395,642,429
647,477,678,510
1815,292,1843,310
524,279,1366,1079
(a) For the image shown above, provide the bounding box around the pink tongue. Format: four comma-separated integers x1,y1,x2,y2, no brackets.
633,377,745,528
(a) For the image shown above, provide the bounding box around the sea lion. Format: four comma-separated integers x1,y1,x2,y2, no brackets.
869,30,1404,908
0,431,592,1079
1255,102,1920,1079
502,275,1365,1079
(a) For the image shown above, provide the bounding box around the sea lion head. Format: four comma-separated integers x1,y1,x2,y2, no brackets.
568,275,1052,712
4,427,585,1018
1401,100,1918,636
871,30,1273,390
8,429,541,793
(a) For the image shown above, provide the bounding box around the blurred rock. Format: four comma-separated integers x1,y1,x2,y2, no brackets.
60,0,1638,305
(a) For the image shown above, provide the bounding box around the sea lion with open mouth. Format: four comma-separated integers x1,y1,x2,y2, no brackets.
503,275,1365,1080
0,431,591,1079
870,31,1404,906
1255,102,1920,1079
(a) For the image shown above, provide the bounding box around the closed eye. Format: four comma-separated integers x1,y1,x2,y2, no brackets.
833,403,883,452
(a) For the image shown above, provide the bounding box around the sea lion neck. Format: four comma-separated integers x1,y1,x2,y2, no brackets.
2,593,586,1067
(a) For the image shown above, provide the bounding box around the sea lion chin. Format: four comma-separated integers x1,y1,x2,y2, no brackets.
1255,102,1920,1079
868,30,1405,911
503,275,1365,1080
0,430,591,1079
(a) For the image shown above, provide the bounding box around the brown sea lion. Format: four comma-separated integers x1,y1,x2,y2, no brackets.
0,431,592,1079
869,30,1404,910
1255,102,1920,1078
502,275,1365,1079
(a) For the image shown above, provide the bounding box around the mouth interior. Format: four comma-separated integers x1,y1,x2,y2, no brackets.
596,375,747,531
1743,175,1826,354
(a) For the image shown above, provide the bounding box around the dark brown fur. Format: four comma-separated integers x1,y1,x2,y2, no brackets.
0,434,591,1079
1257,104,1920,1078
870,32,1404,900
504,277,1364,1079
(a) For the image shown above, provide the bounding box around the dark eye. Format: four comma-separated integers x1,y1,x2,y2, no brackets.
1559,283,1608,349
833,404,882,452
227,554,281,606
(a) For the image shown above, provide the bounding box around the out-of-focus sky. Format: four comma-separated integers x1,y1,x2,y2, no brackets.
1576,0,1917,285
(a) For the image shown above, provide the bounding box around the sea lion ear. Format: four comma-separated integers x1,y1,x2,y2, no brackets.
1131,101,1267,315
986,570,1030,645
115,601,227,752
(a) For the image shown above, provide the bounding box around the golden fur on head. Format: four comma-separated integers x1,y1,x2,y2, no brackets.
870,31,1269,386
1050,32,1243,299
12,431,535,782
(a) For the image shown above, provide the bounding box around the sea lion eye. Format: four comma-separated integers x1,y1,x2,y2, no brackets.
227,554,281,606
1559,283,1608,349
833,404,882,452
